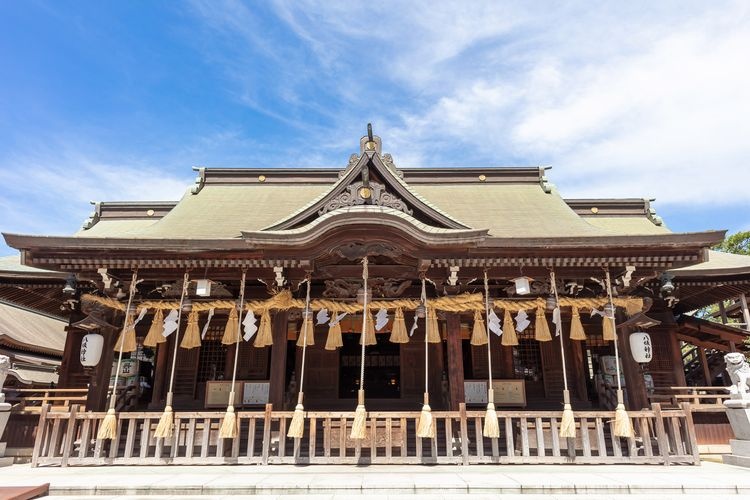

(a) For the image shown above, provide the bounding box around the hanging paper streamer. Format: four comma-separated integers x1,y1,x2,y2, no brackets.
409,314,419,337
133,307,148,328
375,308,389,331
201,308,215,340
515,310,530,332
470,310,488,346
221,308,239,345
242,309,257,341
162,309,179,338
534,306,552,342
488,309,502,336
143,308,165,347
254,310,273,347
552,307,562,337
501,309,518,346
316,308,330,325
389,308,409,343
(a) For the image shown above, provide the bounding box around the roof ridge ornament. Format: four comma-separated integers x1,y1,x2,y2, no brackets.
360,123,382,155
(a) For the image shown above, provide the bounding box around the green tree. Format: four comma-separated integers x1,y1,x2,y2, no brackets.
714,230,750,255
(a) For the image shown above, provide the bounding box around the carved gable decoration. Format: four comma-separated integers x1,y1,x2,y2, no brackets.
319,181,413,217
263,149,470,232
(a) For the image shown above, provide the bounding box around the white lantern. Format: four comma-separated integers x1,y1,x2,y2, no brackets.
511,277,532,295
80,333,104,367
195,279,212,297
629,331,653,363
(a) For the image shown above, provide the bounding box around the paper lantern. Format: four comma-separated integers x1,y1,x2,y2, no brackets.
511,277,531,295
629,331,653,363
195,279,212,297
80,333,104,367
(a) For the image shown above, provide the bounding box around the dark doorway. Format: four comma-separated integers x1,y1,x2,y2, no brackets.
339,333,400,399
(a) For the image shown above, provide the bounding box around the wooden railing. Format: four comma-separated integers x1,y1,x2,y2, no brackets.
3,388,88,413
649,386,730,411
30,403,700,467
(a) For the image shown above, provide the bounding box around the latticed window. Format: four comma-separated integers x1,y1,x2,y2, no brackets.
196,324,227,382
512,329,543,382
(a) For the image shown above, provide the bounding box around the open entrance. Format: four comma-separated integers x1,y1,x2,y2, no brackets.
339,332,400,399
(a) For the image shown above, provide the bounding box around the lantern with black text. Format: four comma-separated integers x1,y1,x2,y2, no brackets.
629,331,653,363
80,333,104,367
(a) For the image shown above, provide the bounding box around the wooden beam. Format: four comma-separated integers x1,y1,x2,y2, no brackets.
268,310,289,409
676,334,729,353
667,328,687,387
697,347,712,385
740,293,750,330
445,314,465,411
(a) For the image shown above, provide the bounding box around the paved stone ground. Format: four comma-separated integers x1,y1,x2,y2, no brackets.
0,462,749,497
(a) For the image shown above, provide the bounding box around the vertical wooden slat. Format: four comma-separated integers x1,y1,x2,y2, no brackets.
550,418,560,457
505,417,515,458
595,417,606,457
681,403,701,463
60,405,78,467
323,418,331,459
639,417,653,457
49,418,62,458
200,418,210,458
400,417,407,458
246,418,256,459
231,416,241,459
474,417,483,459
459,404,469,465
609,420,622,457
339,417,346,458
535,417,545,457
124,416,136,459
581,418,591,457
445,417,453,459
185,418,196,459
415,425,422,458
140,419,151,459
309,417,317,460
520,418,529,457
386,417,393,460
261,404,272,465
172,417,182,459
108,417,123,459
652,404,671,465
370,417,377,459
78,417,91,460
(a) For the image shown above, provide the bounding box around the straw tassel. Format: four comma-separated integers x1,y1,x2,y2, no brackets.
534,306,552,342
416,393,435,438
483,388,500,438
296,314,315,347
360,310,376,346
470,310,488,346
569,306,586,341
218,401,237,438
613,391,634,437
426,308,441,343
97,408,118,440
501,309,518,346
254,310,273,347
350,389,367,439
180,310,202,349
603,314,616,341
114,315,137,353
287,392,306,438
154,394,174,439
325,320,343,350
559,390,576,438
221,308,239,345
143,309,165,347
388,308,409,343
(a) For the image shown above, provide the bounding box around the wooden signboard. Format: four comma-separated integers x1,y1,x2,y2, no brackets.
242,381,270,406
204,381,241,408
465,379,526,407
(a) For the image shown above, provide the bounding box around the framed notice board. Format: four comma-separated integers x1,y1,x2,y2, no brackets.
204,381,242,408
242,381,270,406
464,379,526,407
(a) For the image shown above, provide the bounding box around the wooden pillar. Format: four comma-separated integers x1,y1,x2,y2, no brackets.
616,318,649,410
429,326,446,409
667,327,687,387
268,310,289,409
149,335,171,409
445,313,465,411
58,308,86,388
740,294,750,331
498,342,514,379
85,321,118,411
568,331,589,405
697,347,711,386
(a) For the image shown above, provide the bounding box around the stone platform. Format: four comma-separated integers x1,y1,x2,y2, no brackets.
0,462,749,497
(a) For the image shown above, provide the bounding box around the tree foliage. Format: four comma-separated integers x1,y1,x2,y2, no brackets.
713,230,750,255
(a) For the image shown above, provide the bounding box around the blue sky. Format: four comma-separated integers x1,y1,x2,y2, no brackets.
1,1,749,255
